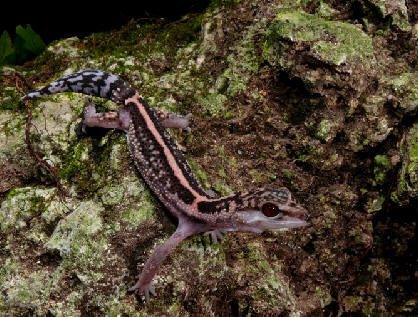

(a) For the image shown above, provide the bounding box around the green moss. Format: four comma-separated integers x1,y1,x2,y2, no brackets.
349,224,372,246
368,0,410,31
217,167,227,178
120,204,155,229
213,180,234,195
58,141,91,180
396,124,418,202
265,9,375,66
315,286,332,308
47,37,81,59
218,22,262,97
198,93,229,118
245,242,297,310
0,259,17,292
165,15,203,44
210,0,240,9
0,111,25,139
86,14,202,63
342,295,363,311
390,191,400,204
322,207,337,229
188,158,211,189
99,184,125,206
0,258,71,315
366,195,385,213
106,175,157,229
317,1,334,18
7,270,54,306
373,154,390,185
386,72,418,114
316,119,332,141
248,169,267,183
0,86,21,111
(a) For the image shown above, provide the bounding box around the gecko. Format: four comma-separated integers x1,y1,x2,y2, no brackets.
22,70,308,300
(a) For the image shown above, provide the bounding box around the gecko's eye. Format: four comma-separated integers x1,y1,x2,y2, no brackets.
261,203,281,217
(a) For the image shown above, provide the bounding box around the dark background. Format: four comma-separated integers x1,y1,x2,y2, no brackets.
1,0,210,43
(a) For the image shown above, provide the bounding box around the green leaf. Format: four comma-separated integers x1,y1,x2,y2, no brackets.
15,24,45,55
0,31,16,66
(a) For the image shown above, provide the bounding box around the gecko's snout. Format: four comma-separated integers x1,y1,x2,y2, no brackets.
233,187,309,232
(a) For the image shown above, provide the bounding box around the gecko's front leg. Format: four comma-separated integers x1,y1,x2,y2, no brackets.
81,99,191,132
129,219,205,301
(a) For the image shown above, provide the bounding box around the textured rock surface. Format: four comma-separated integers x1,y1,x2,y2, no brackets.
0,0,417,315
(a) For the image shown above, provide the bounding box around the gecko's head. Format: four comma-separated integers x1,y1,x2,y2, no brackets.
233,188,308,233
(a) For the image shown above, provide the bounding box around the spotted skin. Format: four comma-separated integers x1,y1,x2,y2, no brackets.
197,188,291,214
22,70,135,104
125,100,207,211
22,70,308,301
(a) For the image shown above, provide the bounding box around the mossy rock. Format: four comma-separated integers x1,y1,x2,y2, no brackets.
264,8,376,107
385,72,418,115
393,123,418,204
0,0,417,315
361,0,411,31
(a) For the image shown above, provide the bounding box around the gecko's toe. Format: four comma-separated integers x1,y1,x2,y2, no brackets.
205,229,225,244
128,284,137,293
144,289,150,302
128,281,156,302
144,284,156,302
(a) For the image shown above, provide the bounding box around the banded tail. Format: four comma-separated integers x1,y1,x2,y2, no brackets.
22,70,136,105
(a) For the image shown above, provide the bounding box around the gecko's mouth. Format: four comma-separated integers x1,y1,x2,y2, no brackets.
274,215,308,229
235,210,308,232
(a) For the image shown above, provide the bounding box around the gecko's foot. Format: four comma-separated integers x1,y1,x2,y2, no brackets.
128,281,156,302
182,113,192,134
204,229,225,244
76,99,98,135
160,112,192,132
75,122,87,137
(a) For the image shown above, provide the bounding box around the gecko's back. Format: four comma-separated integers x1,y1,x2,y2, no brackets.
23,69,211,217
